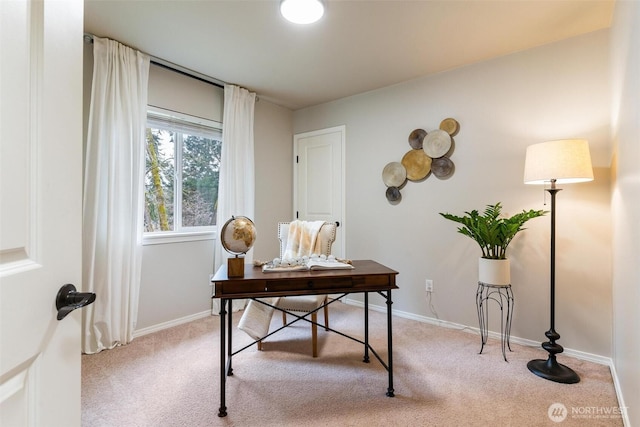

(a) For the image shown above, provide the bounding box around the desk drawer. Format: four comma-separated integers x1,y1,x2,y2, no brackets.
216,280,267,296
266,277,354,292
352,274,393,288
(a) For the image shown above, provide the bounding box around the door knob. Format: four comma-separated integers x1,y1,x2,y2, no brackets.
56,284,96,320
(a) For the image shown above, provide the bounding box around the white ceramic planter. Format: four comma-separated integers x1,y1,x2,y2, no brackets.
478,258,511,286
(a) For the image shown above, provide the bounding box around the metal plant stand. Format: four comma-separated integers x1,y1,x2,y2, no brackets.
476,282,514,361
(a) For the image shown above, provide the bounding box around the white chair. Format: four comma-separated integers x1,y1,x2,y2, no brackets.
275,221,337,357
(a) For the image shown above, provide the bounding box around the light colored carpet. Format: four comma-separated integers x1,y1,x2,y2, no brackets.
82,302,623,426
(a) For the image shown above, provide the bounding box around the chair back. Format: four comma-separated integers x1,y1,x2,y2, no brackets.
278,222,337,258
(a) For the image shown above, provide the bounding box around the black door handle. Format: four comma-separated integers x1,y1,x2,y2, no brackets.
56,284,96,320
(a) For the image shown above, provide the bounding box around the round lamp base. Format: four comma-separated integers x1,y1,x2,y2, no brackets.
527,358,580,384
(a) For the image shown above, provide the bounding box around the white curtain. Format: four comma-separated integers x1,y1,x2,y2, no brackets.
212,85,257,314
82,37,150,353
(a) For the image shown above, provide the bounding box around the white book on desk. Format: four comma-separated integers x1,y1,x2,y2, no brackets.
307,260,354,270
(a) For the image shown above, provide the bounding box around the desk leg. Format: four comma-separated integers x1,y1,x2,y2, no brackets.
227,303,234,376
363,292,370,363
218,298,228,417
386,289,395,397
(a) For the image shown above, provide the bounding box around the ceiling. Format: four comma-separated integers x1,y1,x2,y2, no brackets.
84,0,614,110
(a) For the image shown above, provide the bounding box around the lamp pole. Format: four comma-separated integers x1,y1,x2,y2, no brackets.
527,180,580,383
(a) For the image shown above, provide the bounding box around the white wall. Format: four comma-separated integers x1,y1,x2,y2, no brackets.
138,240,214,329
147,64,223,122
252,100,295,261
610,0,640,424
293,30,612,357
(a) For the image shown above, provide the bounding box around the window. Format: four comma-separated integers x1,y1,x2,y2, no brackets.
144,107,222,240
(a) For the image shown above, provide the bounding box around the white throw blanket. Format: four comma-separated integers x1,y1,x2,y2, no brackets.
237,297,281,341
238,220,326,341
282,220,325,259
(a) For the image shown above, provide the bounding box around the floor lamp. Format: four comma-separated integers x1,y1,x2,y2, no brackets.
523,139,593,384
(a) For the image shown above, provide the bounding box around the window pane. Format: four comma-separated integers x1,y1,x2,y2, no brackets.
181,133,221,227
144,128,175,232
144,109,221,234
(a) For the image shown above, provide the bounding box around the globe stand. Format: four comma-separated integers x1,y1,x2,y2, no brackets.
228,256,245,278
220,216,255,279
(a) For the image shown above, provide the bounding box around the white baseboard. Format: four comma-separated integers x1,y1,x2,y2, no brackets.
133,310,211,338
609,362,631,427
341,296,612,365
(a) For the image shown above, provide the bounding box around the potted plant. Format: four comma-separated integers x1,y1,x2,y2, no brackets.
440,202,546,285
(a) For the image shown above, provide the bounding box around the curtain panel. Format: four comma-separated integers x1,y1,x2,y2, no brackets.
212,85,257,314
82,37,150,353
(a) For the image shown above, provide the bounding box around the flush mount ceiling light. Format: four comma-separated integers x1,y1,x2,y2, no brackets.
280,0,325,24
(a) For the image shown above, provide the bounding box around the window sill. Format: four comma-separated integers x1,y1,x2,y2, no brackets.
143,230,216,246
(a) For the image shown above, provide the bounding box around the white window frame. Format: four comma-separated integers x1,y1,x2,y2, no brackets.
143,106,222,245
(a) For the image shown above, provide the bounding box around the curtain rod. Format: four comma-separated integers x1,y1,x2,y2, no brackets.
83,33,225,89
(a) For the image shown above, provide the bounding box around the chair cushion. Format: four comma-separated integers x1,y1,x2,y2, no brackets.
277,295,325,312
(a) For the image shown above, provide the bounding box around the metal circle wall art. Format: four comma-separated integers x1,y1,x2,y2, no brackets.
381,118,460,203
382,161,407,187
408,128,427,149
423,129,452,158
401,149,432,181
439,117,460,136
431,157,455,178
385,186,401,202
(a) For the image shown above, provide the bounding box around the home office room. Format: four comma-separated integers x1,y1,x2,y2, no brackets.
1,1,637,426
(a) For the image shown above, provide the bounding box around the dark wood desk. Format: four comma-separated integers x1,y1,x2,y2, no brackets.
211,259,399,417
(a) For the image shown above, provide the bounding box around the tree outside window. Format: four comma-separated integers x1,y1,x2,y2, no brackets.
144,112,222,233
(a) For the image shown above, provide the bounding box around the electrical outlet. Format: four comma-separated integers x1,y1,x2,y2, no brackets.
425,279,433,292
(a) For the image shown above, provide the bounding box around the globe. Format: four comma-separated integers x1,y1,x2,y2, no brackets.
220,216,257,255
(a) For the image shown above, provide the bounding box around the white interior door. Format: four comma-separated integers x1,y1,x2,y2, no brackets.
294,126,345,258
0,1,83,425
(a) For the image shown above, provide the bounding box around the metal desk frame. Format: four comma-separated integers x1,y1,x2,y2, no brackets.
212,260,399,417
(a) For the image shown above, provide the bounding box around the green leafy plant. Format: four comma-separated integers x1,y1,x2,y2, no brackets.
440,203,546,259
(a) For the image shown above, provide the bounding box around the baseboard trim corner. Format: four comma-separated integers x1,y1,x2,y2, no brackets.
608,362,630,426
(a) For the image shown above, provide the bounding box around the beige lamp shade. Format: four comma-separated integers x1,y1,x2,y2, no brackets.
524,139,594,185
